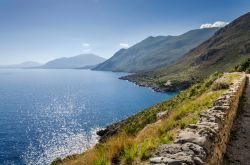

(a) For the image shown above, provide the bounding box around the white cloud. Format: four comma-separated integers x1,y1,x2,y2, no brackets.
82,49,91,52
82,43,90,47
82,43,91,52
200,21,229,29
119,43,129,48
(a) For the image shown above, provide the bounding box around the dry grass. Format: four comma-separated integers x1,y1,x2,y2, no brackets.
53,73,241,165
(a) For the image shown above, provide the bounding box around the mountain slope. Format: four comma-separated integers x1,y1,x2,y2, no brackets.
122,12,250,91
0,61,41,68
40,54,106,69
94,28,219,73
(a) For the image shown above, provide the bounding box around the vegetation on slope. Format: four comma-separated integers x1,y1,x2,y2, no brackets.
51,72,241,165
234,58,250,73
122,12,250,92
94,28,218,73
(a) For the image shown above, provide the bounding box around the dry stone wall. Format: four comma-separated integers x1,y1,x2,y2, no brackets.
150,74,246,165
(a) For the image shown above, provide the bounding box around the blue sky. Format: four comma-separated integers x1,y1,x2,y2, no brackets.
0,0,250,64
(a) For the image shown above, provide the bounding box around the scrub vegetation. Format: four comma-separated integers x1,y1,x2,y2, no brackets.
52,72,241,165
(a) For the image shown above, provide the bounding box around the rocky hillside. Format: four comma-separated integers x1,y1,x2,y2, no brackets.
122,12,250,92
94,28,218,73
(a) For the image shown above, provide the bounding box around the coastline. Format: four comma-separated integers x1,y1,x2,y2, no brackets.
53,72,242,164
50,75,178,164
119,75,192,93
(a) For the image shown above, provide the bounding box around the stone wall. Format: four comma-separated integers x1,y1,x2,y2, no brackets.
150,74,246,165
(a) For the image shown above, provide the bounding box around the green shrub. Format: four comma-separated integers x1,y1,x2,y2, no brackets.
212,81,229,91
246,68,250,74
234,58,250,72
138,140,157,160
93,154,109,165
122,144,137,163
159,132,174,144
50,158,63,165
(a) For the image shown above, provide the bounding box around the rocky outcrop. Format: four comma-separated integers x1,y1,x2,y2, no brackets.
97,120,126,142
150,74,246,165
120,75,193,92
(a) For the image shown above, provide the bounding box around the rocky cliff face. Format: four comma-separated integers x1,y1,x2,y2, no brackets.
150,73,246,165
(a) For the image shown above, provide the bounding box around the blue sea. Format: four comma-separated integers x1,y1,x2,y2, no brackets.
0,69,176,165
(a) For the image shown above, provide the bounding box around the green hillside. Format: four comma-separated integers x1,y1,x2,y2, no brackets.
122,12,250,92
52,72,242,165
94,28,218,73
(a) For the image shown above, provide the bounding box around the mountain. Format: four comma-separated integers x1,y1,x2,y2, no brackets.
0,61,42,68
94,28,219,73
40,54,106,69
122,12,250,92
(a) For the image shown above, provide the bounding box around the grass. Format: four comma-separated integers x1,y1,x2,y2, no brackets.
53,72,241,165
119,72,223,136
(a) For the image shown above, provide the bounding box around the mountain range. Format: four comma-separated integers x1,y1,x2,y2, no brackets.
0,61,42,69
40,54,106,69
94,28,219,73
0,54,106,69
121,12,250,92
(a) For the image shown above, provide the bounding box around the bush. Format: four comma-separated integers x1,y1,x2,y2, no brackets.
212,81,229,91
246,68,250,74
234,58,250,72
138,139,157,160
50,158,62,165
122,144,137,163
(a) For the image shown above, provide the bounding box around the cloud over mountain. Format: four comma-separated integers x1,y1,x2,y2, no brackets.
200,21,229,29
119,43,129,48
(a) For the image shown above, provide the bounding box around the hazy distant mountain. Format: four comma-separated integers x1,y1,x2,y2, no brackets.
123,12,250,91
94,28,219,73
40,54,106,69
0,61,42,68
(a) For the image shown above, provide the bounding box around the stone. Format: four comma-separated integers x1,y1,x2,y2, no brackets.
181,143,207,160
213,105,230,111
175,131,211,151
150,157,167,163
155,144,182,156
157,111,170,120
193,157,205,165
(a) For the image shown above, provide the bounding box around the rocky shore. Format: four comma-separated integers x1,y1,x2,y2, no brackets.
119,76,192,92
96,119,127,142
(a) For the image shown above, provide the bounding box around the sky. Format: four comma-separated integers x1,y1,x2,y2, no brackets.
0,0,250,65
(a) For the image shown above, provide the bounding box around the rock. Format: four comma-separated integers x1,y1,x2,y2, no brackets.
157,111,170,120
150,157,167,163
181,143,207,160
212,105,230,111
175,131,211,151
193,157,205,165
154,144,183,156
150,154,194,165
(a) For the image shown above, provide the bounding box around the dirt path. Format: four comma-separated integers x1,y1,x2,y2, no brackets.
224,74,250,165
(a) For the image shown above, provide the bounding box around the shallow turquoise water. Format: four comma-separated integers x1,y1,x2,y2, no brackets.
0,69,176,165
